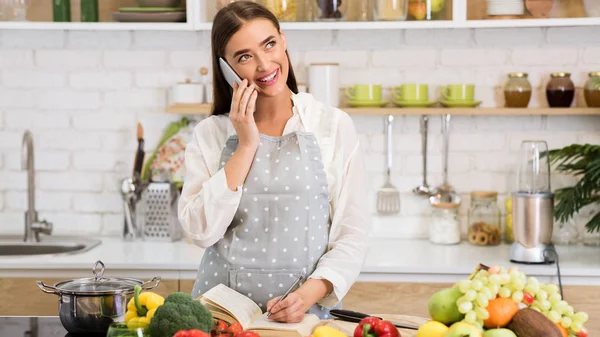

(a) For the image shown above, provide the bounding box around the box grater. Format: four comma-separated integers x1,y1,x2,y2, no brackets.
136,182,183,242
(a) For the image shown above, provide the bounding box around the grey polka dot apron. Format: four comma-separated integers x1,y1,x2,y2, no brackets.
191,131,339,319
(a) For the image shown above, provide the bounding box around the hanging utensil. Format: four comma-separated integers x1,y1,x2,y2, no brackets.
429,114,461,205
413,115,431,197
377,115,401,215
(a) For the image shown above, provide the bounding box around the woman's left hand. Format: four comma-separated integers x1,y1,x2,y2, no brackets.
266,292,310,323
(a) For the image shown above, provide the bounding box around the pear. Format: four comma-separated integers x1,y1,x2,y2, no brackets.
444,322,482,337
429,287,465,325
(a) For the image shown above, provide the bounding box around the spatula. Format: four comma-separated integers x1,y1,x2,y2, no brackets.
377,115,400,215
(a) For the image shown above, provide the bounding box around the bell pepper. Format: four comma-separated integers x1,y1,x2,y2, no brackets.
233,331,261,337
227,322,243,334
313,325,347,337
173,329,210,337
124,284,165,329
353,317,400,337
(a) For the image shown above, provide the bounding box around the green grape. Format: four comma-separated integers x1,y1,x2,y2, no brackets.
512,290,524,302
459,301,473,314
571,321,583,333
509,270,520,280
561,316,572,329
477,270,488,278
457,296,470,305
539,300,551,311
480,277,488,286
491,284,501,294
465,310,477,323
549,293,562,304
489,274,501,285
481,287,494,300
545,284,559,295
471,280,483,291
528,277,539,286
512,278,526,291
457,280,471,293
500,274,511,285
476,293,488,307
531,306,542,313
565,305,575,316
536,289,548,301
525,282,540,295
475,307,489,320
573,312,589,324
554,300,568,314
465,290,477,301
499,286,512,298
548,310,561,323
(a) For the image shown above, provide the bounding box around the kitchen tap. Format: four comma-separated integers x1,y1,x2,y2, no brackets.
22,130,53,243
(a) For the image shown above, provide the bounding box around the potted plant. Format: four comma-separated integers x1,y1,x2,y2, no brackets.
548,144,600,237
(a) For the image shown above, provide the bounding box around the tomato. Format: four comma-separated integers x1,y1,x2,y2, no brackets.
173,330,210,337
233,331,261,337
213,319,229,331
577,328,588,337
522,291,534,305
227,322,243,334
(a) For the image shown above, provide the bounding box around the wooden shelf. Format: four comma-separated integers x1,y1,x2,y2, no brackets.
166,104,600,116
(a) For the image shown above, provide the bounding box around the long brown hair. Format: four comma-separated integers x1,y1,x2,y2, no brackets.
210,1,299,116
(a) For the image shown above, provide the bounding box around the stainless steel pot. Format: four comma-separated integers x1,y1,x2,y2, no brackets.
37,260,161,335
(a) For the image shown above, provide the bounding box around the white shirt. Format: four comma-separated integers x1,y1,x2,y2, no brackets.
178,92,372,308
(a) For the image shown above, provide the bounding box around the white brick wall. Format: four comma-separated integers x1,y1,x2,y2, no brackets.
0,27,598,240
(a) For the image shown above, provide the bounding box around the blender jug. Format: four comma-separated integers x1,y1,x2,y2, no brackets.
511,140,555,264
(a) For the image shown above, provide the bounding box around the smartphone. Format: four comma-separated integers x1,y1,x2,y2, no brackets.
219,57,242,89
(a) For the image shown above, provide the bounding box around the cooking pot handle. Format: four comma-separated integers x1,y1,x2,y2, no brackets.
36,281,60,295
141,276,161,290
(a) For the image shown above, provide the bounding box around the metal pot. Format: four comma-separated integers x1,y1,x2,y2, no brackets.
37,260,160,335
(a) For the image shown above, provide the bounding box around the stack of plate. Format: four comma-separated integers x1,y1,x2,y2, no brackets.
112,7,186,22
487,0,525,16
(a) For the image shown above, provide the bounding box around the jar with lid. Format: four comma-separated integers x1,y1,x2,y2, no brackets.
374,0,408,21
429,203,461,245
260,0,300,21
546,72,575,108
584,72,600,108
311,0,347,21
504,72,532,108
468,191,501,246
408,0,447,21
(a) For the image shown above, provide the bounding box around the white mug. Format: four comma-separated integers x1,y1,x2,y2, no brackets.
171,80,204,104
308,63,340,108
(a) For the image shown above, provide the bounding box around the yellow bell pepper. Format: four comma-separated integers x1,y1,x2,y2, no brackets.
125,285,165,330
312,326,347,337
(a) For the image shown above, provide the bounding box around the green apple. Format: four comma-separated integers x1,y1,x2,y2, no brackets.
444,322,482,337
482,329,518,337
429,287,465,325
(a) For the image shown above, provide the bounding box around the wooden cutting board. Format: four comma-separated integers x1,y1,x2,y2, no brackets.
320,314,429,337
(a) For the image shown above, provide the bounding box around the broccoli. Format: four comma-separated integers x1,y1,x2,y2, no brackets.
148,292,213,337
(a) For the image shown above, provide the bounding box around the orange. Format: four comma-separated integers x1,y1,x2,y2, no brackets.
556,323,568,337
483,297,519,329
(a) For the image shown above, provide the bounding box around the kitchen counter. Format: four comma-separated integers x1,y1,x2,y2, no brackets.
0,316,96,337
1,237,600,285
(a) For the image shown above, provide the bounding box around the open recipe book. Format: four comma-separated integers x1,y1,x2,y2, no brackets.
197,283,321,337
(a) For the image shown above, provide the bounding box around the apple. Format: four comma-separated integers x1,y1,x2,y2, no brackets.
444,322,481,337
409,2,427,20
482,329,517,337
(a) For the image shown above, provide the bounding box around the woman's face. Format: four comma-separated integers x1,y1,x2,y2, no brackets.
224,19,289,98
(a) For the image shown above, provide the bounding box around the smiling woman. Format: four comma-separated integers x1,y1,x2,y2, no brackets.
177,0,372,326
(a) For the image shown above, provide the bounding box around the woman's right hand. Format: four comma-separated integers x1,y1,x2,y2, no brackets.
230,79,259,151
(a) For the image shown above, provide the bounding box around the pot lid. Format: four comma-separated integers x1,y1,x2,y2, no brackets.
54,260,142,295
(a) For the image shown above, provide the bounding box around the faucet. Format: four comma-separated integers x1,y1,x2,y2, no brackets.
22,130,53,243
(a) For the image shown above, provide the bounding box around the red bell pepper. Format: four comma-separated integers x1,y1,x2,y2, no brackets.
353,317,400,337
173,329,211,337
233,331,261,337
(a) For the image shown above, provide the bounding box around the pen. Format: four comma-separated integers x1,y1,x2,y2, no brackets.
266,275,303,318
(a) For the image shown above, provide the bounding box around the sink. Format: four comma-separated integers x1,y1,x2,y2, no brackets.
0,236,101,257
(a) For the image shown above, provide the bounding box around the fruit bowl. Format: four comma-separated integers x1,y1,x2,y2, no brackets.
422,264,589,337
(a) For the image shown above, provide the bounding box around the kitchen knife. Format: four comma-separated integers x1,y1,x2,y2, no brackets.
329,309,420,330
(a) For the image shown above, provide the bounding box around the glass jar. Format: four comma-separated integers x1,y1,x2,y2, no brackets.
311,0,347,21
408,0,447,21
584,72,600,108
546,72,575,108
374,0,408,21
429,203,461,245
468,191,501,246
504,196,513,243
261,0,299,21
504,72,532,108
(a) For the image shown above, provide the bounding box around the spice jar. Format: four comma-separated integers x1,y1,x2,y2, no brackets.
504,72,532,108
374,0,408,21
468,191,501,246
312,0,347,21
546,72,575,108
261,0,298,21
584,72,600,108
429,203,461,245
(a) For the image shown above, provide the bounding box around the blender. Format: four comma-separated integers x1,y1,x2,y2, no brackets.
510,140,556,264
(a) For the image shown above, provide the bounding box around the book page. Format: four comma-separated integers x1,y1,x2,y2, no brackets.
199,284,263,329
248,313,321,337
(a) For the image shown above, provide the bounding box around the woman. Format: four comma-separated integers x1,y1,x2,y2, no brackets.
178,1,371,323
